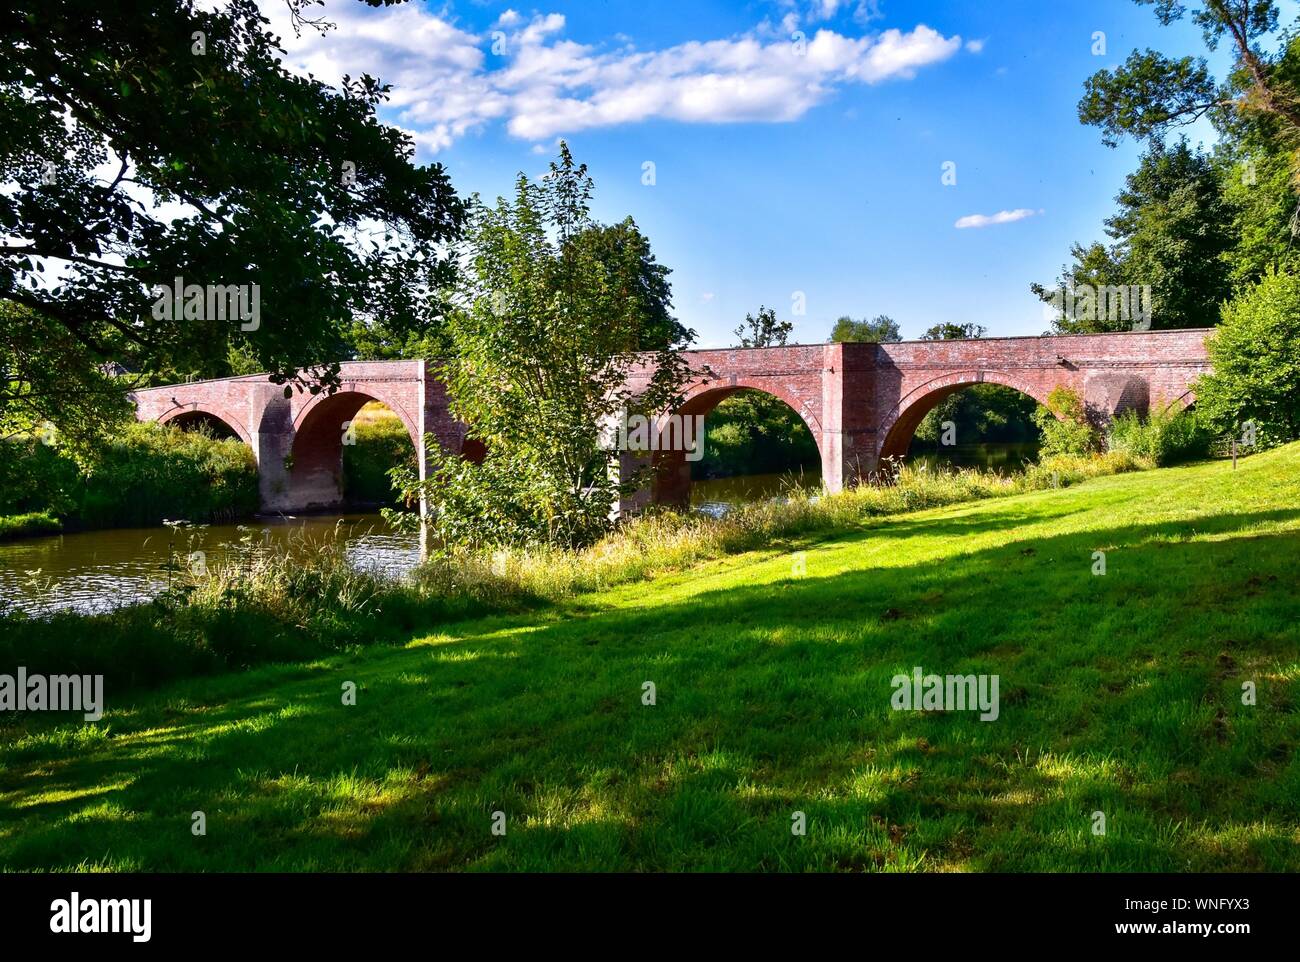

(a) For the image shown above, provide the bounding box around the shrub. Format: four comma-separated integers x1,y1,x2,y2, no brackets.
1033,386,1099,457
0,510,62,541
0,438,79,518
1108,405,1211,466
77,422,258,527
1194,266,1300,447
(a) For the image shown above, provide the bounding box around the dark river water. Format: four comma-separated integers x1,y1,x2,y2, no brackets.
1,443,1039,616
906,441,1040,475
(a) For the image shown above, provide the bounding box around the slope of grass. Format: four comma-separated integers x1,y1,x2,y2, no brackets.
1,446,1298,872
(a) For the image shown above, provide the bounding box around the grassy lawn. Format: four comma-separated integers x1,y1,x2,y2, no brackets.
2,445,1298,872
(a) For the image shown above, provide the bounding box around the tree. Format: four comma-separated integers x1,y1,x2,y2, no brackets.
914,384,1042,446
1077,1,1296,154
393,143,693,549
1194,266,1300,446
920,322,986,341
1033,139,1235,331
0,0,466,440
1109,139,1234,326
0,301,132,451
1031,242,1128,334
734,306,793,347
830,314,902,343
694,394,819,479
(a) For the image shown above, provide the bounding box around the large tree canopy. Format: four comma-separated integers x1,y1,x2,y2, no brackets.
1078,1,1295,149
1,0,465,440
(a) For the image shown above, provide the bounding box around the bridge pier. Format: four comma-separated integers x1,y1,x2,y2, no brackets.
250,387,296,514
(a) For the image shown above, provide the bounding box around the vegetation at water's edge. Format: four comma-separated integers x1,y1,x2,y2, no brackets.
0,510,61,541
1,449,1150,696
1,443,1296,871
0,422,258,533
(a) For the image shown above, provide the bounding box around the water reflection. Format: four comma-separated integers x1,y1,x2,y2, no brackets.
906,442,1040,475
690,470,822,518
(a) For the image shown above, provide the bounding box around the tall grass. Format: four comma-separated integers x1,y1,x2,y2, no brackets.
0,521,480,692
432,450,1151,602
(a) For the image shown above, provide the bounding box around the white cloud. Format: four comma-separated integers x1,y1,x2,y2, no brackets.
701,292,716,303
788,0,884,23
954,208,1042,229
266,2,963,155
965,38,985,53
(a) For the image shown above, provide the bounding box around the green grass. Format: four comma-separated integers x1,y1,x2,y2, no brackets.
0,510,61,541
2,446,1298,871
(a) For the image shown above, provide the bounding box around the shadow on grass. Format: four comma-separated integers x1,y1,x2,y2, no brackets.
1,504,1298,871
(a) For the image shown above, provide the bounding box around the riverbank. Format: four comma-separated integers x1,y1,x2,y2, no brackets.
1,444,1296,871
0,512,416,617
1,451,1150,693
0,423,259,539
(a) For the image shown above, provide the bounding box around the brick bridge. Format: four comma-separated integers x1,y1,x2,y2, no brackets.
131,329,1212,514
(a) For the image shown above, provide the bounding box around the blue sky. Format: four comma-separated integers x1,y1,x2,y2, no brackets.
273,0,1267,346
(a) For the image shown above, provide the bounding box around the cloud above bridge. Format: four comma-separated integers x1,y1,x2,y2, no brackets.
954,208,1043,229
264,2,964,155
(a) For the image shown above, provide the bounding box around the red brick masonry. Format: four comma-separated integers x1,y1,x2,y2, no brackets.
132,329,1212,512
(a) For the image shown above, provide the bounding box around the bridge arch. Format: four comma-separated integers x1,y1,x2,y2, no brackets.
289,387,421,511
650,380,823,506
157,402,252,445
875,370,1054,463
